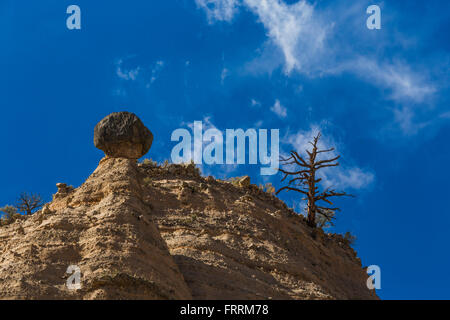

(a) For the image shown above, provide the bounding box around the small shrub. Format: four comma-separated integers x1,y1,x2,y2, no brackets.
141,158,158,167
258,183,275,194
343,231,357,246
16,192,44,215
182,160,201,177
143,177,152,185
0,205,17,220
0,206,21,227
264,183,275,194
229,177,242,187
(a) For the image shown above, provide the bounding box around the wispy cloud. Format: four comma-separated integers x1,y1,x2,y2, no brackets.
196,0,330,74
244,0,329,74
284,124,375,190
196,0,440,135
147,60,165,87
195,0,239,23
116,58,140,81
270,99,287,118
250,98,261,107
330,57,436,104
254,119,263,127
330,57,437,134
220,67,229,84
440,111,450,119
114,57,165,90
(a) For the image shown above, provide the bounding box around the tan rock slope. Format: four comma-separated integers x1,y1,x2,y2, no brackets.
0,112,378,300
0,157,192,299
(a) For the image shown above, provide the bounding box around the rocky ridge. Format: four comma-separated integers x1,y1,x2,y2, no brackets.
0,112,378,300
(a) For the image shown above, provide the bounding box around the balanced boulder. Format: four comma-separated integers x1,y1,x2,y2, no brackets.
94,112,153,159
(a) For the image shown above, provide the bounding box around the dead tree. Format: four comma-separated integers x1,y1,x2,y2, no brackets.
276,132,352,228
15,192,44,215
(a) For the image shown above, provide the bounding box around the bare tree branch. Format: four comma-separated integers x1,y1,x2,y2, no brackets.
276,132,354,228
15,192,44,215
275,186,308,196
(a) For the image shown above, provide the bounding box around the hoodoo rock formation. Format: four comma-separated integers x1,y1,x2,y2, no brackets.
0,112,378,300
94,111,153,159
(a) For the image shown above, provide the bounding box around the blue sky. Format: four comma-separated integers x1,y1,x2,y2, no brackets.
1,0,449,299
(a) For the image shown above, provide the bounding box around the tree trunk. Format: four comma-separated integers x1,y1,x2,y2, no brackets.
306,198,316,228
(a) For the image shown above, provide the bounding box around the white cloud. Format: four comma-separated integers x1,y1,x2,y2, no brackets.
250,98,261,107
183,115,217,131
196,0,436,104
254,119,263,127
116,59,140,81
440,111,450,119
240,1,436,103
329,57,436,134
148,60,165,87
194,0,328,72
270,99,287,118
284,125,374,191
392,106,431,135
243,0,329,74
221,68,229,84
321,167,375,191
331,57,436,104
196,0,438,134
115,57,165,89
197,0,330,73
195,0,239,23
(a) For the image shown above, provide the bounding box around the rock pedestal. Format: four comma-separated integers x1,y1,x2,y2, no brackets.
94,112,153,159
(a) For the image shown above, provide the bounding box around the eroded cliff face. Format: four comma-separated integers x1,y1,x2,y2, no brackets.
0,157,377,300
0,158,191,299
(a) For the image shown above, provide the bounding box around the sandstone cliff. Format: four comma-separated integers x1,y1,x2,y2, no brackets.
0,112,378,300
0,158,377,299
